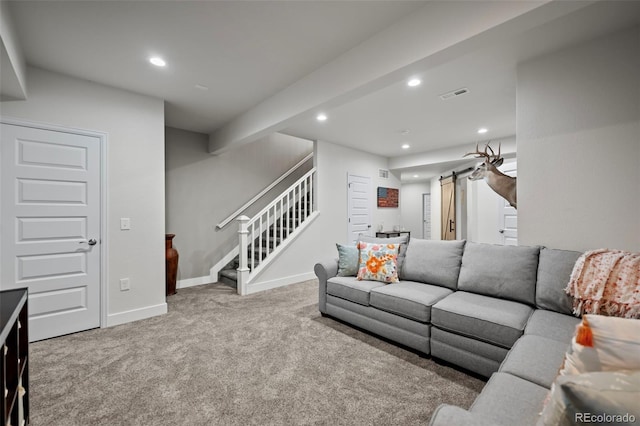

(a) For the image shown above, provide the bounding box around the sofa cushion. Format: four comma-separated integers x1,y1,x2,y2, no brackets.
536,247,582,314
457,242,540,305
431,291,533,348
401,239,465,289
369,281,452,323
470,372,548,426
499,334,569,389
326,276,385,306
431,328,508,378
525,309,580,343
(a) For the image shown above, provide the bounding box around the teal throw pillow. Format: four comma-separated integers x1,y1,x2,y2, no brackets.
336,243,359,277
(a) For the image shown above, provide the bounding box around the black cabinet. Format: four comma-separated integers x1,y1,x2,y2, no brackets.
1,289,29,426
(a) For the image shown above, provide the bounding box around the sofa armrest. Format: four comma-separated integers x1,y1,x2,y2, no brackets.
314,258,338,314
429,405,496,426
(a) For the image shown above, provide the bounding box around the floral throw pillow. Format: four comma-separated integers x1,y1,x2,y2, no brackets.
356,241,400,283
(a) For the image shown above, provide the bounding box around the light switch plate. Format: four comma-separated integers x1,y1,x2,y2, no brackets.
120,278,130,291
120,218,131,230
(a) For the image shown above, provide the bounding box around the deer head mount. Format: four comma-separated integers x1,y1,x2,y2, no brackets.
463,142,517,209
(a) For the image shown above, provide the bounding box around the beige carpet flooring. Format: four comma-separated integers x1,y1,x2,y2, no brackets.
29,280,484,425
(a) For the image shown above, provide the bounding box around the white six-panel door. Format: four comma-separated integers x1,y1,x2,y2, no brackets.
1,123,101,341
347,174,372,244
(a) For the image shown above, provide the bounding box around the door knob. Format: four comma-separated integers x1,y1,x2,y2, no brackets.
499,229,505,234
79,239,98,246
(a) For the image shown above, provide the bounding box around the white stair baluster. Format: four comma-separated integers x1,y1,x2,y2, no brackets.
279,198,284,244
233,168,316,295
310,173,314,213
303,178,308,220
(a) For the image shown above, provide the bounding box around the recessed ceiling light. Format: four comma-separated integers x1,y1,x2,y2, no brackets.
149,57,166,67
477,127,488,134
316,113,328,122
413,174,419,178
407,78,421,87
401,143,410,149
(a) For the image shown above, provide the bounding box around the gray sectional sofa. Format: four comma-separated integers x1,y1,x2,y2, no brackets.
314,238,583,425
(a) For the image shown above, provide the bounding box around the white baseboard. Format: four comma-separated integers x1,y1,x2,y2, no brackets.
246,272,316,295
106,302,167,327
177,275,213,289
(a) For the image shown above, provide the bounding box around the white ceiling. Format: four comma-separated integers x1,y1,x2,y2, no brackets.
8,0,423,133
285,0,640,159
5,1,640,181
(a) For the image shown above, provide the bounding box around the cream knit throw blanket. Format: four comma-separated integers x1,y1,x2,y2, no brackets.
565,249,640,319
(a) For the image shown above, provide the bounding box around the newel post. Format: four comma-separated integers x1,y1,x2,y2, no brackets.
237,215,250,295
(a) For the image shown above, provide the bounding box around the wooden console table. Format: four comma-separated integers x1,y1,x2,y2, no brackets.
375,231,410,239
1,288,29,426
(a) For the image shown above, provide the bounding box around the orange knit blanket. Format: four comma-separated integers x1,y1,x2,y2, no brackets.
565,249,640,319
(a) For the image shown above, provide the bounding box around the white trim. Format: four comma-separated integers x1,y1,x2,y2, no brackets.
209,245,240,282
0,116,109,330
246,272,316,295
106,303,167,327
247,211,320,284
177,275,213,289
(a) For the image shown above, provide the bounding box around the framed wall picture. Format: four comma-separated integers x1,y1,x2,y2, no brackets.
377,187,398,208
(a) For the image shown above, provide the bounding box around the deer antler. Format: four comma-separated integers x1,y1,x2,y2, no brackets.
464,142,491,159
464,142,502,164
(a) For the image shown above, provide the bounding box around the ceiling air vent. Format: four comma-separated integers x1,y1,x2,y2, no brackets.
379,169,389,179
439,87,469,100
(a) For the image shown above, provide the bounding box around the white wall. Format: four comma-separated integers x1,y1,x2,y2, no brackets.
430,178,441,240
254,140,401,288
165,128,312,281
1,67,167,325
400,181,431,239
518,26,640,252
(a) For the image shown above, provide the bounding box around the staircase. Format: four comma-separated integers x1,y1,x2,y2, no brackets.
217,167,317,294
218,193,311,289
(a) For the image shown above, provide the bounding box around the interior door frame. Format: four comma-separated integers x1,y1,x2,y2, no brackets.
0,116,109,329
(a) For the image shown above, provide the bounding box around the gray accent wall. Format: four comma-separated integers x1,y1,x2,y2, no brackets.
165,128,312,280
517,26,640,252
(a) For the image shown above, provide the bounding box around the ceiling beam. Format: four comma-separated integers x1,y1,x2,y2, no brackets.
208,0,592,155
390,136,516,172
